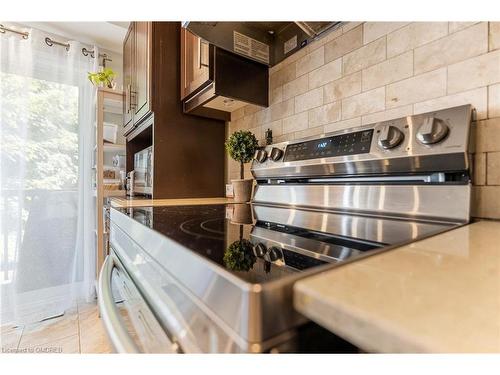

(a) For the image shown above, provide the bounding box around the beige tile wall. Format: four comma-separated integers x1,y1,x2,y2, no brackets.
227,21,500,219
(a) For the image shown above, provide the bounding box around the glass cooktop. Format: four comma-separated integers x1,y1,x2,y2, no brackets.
114,204,386,283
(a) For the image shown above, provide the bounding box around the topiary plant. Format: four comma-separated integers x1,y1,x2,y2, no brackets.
88,68,117,89
225,130,258,179
223,239,256,272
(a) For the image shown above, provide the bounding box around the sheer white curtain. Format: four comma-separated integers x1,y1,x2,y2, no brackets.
0,27,98,325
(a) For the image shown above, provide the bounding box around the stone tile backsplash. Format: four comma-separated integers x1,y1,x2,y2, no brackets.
227,21,500,219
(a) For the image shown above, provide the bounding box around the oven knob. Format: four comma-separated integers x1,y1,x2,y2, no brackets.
253,149,268,163
378,125,404,149
416,117,449,145
268,247,282,262
253,243,267,258
270,147,284,161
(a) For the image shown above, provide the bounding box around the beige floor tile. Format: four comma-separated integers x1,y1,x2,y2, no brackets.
18,334,80,354
78,301,99,321
1,324,22,332
19,312,79,348
1,323,22,333
79,304,113,354
1,326,23,352
5,300,112,354
3,300,111,354
79,320,113,354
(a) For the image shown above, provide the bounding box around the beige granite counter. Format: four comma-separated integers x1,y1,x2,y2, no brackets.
294,221,500,353
109,197,233,208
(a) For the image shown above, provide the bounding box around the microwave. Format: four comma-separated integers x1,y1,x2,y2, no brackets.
134,146,153,195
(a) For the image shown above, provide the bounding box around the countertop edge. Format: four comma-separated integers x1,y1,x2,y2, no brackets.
293,221,500,353
109,197,234,208
294,280,437,353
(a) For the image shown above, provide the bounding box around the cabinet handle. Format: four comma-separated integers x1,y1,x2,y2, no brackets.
130,86,137,109
198,38,209,69
125,84,130,114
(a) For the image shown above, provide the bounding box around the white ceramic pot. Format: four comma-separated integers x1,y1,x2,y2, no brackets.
232,179,253,203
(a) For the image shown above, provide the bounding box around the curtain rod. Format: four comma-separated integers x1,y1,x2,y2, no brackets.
0,24,113,64
44,37,113,63
45,36,70,51
81,47,112,62
0,24,29,39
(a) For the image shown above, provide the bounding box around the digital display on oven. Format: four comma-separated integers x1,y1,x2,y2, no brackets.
283,129,373,162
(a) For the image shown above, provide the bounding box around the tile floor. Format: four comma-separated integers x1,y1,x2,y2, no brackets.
1,300,112,354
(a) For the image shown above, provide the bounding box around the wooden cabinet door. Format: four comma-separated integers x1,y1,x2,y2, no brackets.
123,24,134,131
133,22,151,123
180,28,210,100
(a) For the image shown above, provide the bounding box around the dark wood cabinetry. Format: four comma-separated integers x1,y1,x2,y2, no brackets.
123,22,152,135
180,28,210,100
134,22,151,121
123,24,134,130
125,22,225,199
180,27,269,121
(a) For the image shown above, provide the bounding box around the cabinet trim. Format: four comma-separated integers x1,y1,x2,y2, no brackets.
123,24,134,130
133,21,153,124
123,22,153,135
180,27,212,101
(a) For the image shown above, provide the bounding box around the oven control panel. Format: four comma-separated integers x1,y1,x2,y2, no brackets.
251,104,473,179
283,129,373,162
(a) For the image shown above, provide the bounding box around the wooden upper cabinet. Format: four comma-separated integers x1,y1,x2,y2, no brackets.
180,28,211,100
133,22,151,122
123,24,134,131
123,22,152,135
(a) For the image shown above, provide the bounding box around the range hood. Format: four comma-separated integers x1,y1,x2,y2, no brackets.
183,21,343,67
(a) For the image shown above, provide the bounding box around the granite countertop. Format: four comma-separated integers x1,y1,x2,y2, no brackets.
109,197,234,208
294,220,500,353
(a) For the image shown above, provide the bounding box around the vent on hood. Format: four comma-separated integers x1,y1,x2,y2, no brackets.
182,21,343,66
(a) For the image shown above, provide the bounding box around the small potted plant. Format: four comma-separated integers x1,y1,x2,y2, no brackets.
223,239,256,272
88,68,117,89
225,130,258,202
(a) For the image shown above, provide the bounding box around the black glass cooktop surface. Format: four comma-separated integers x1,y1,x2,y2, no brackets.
114,204,383,283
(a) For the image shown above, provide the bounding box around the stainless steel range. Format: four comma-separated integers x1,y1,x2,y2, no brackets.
99,104,473,353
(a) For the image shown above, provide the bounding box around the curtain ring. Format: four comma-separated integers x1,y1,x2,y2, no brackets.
82,47,95,58
45,37,69,51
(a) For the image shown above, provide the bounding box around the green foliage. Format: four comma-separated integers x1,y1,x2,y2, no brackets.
1,72,79,190
225,130,258,164
223,239,256,272
87,68,116,88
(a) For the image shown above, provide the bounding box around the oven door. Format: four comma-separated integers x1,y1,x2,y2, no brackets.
98,250,181,353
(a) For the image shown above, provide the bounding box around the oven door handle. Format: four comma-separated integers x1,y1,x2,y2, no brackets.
98,253,140,353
